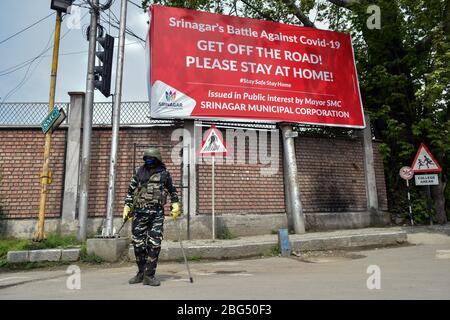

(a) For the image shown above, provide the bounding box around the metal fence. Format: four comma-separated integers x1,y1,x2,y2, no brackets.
0,101,279,130
0,101,172,127
0,101,356,136
0,102,70,127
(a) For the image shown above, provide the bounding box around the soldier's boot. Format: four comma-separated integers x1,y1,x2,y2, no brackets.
129,272,144,284
143,246,161,286
129,248,146,284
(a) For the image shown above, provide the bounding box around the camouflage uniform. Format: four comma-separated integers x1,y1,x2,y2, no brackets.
125,164,179,280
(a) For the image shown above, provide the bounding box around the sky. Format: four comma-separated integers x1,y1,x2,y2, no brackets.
0,1,328,104
0,0,149,103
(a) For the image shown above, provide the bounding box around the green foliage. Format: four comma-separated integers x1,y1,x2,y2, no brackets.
0,239,30,263
411,198,434,225
177,255,202,263
25,233,80,250
144,0,450,221
262,245,280,257
217,225,237,240
79,244,104,264
0,234,82,268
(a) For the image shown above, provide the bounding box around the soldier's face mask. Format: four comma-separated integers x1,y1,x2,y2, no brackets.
144,157,156,167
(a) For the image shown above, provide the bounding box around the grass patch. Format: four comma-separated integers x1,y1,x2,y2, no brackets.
0,233,82,269
0,260,72,271
79,244,104,264
262,245,281,257
217,225,237,240
176,255,202,263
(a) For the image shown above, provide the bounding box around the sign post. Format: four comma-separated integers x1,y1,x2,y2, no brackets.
399,166,414,225
41,105,66,134
411,143,442,225
199,125,228,240
212,154,215,240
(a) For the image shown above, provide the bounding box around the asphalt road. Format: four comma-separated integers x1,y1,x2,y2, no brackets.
1,243,449,300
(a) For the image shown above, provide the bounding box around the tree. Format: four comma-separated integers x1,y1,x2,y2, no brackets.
142,0,450,223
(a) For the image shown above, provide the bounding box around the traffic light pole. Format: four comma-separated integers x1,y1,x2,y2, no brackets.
78,0,99,241
105,0,128,237
35,11,62,242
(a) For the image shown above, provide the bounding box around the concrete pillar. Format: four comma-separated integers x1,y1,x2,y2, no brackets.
61,92,85,232
360,114,379,211
280,123,305,234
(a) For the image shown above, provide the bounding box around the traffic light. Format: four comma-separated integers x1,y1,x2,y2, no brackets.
50,0,74,13
94,34,114,97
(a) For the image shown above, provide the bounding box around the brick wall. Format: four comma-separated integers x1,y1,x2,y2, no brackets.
0,129,66,219
197,129,285,215
295,136,367,213
88,127,183,217
0,127,389,220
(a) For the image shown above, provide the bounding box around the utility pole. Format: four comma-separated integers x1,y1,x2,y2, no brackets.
35,10,62,242
78,0,99,241
104,0,127,237
280,123,305,234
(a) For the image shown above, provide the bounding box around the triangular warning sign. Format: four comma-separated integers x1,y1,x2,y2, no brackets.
411,143,442,173
199,125,228,155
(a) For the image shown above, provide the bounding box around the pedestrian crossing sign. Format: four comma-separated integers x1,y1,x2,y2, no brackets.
199,125,228,156
411,143,442,173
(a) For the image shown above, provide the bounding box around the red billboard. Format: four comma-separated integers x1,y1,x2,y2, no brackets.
147,5,365,128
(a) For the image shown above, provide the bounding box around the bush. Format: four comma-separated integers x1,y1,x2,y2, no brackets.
411,198,434,224
79,244,104,264
217,226,237,240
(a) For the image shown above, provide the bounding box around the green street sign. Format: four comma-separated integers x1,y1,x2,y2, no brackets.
41,106,66,134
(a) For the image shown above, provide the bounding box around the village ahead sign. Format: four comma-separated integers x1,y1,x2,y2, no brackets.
147,5,365,128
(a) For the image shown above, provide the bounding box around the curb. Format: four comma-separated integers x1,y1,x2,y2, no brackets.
5,228,409,264
7,248,80,264
128,229,408,262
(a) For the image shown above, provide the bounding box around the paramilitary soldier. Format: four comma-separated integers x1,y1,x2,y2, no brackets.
123,147,180,286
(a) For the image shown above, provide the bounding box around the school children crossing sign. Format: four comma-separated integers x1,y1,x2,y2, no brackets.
411,143,442,173
199,125,228,155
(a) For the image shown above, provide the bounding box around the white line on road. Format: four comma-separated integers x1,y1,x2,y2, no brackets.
0,277,30,282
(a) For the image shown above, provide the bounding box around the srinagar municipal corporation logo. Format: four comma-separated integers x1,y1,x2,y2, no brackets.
165,90,176,102
159,89,183,108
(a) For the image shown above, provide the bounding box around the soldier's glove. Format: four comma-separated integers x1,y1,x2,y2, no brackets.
170,202,180,220
123,205,132,221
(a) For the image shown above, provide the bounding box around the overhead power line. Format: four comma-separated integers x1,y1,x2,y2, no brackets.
0,12,56,45
100,15,146,43
0,11,90,77
0,12,90,102
127,0,142,9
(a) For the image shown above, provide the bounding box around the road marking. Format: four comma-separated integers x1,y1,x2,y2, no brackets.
210,262,240,266
0,277,30,282
436,250,450,259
